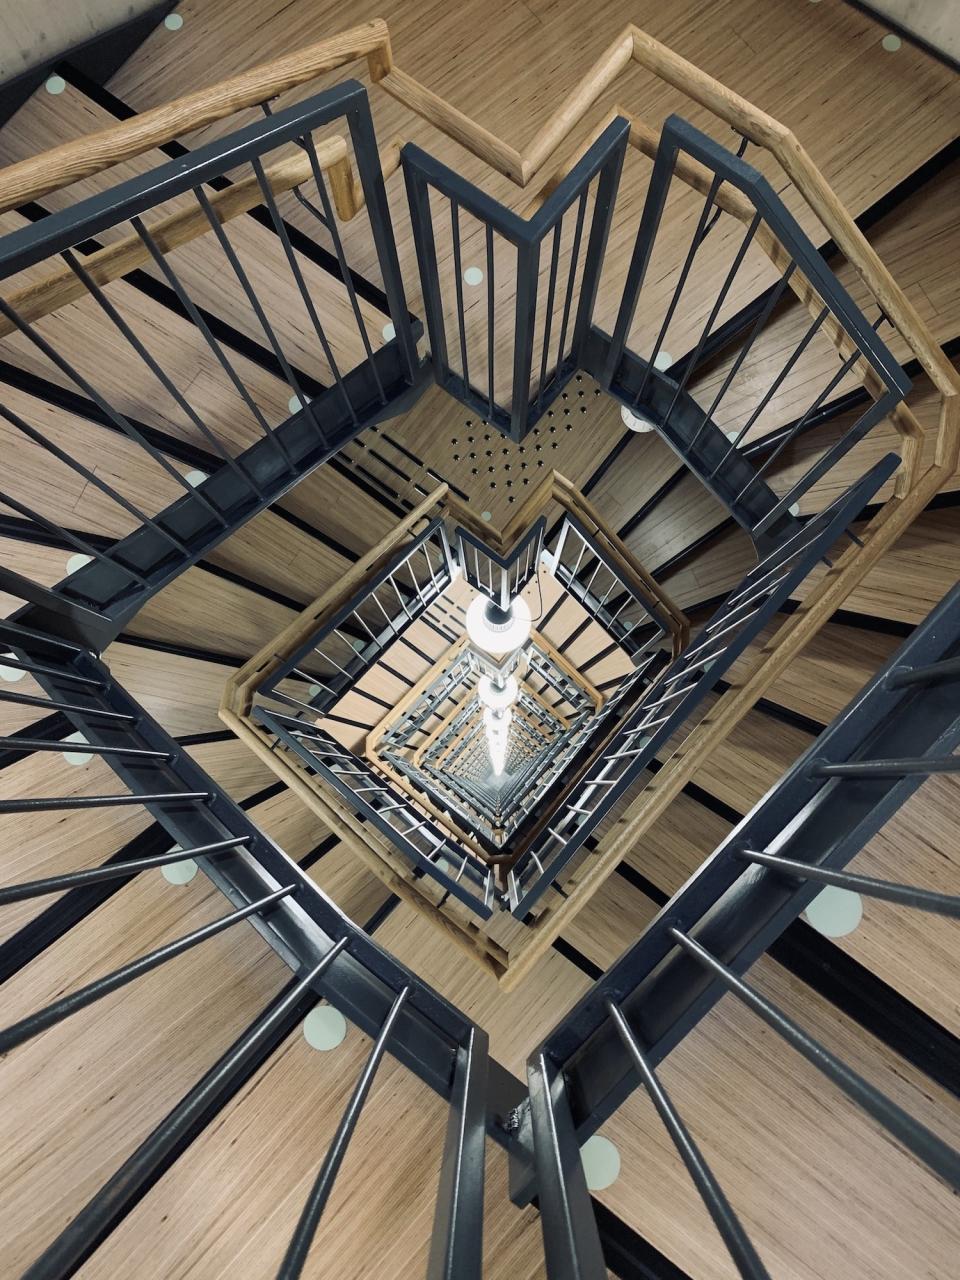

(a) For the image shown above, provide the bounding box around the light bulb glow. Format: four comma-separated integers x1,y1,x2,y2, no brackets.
466,595,532,654
483,706,512,732
482,705,512,777
478,674,518,711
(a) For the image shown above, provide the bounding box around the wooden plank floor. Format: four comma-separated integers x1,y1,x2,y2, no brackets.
563,858,960,1280
0,870,291,1275
106,0,960,378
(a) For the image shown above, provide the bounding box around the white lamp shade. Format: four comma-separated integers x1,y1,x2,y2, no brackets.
466,595,532,654
478,674,518,711
483,706,512,733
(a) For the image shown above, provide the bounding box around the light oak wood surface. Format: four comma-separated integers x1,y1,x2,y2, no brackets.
0,4,958,1277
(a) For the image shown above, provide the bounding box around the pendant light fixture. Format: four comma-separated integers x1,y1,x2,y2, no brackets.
478,673,518,712
465,595,532,655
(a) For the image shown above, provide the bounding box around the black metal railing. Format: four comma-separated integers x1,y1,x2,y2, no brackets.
546,512,671,656
589,114,910,551
0,614,516,1278
456,517,546,609
254,516,455,722
1,55,949,1280
403,118,628,439
510,578,960,1277
506,453,899,915
0,80,421,651
254,708,496,917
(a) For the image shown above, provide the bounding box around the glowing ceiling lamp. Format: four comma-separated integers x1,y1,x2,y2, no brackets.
478,673,518,712
483,705,512,778
465,595,532,655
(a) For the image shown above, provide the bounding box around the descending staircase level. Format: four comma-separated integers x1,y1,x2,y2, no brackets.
0,17,958,1280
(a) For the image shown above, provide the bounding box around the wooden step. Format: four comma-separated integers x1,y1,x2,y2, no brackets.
0,867,290,1274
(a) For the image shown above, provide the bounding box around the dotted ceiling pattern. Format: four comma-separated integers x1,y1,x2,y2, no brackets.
449,375,603,503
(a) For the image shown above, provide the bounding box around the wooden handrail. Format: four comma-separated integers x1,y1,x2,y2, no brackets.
0,132,403,335
0,16,950,401
0,147,322,335
0,20,392,214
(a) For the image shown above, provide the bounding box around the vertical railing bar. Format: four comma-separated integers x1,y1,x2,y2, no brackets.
0,688,133,719
132,216,293,469
737,849,960,916
0,297,227,531
670,932,960,1191
606,1000,772,1280
390,573,414,619
250,155,358,426
450,199,471,392
527,1050,607,1279
0,886,295,1055
301,132,386,403
537,221,563,405
485,223,495,419
512,236,541,437
747,345,864,488
0,837,249,905
276,982,411,1280
554,189,588,377
192,185,327,445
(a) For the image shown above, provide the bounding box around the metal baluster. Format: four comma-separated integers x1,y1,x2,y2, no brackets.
527,1049,606,1280
0,789,209,814
671,930,960,1190
738,849,960,916
606,1000,772,1280
486,223,496,418
0,688,134,720
276,986,410,1279
0,886,294,1054
813,756,960,779
888,657,960,688
427,1018,488,1269
450,199,471,392
748,346,863,489
554,189,589,377
0,735,169,760
537,221,563,406
663,212,761,429
0,837,248,905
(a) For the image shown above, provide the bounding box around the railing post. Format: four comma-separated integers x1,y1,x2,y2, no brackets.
527,1051,606,1280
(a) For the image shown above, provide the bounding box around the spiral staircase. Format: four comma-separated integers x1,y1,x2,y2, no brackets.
0,7,958,1279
